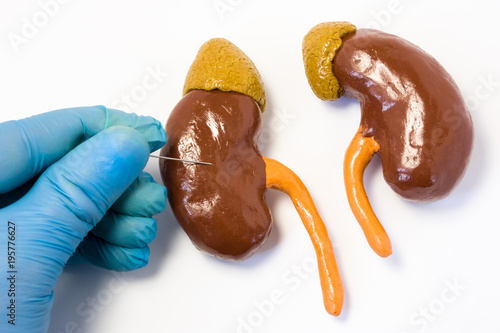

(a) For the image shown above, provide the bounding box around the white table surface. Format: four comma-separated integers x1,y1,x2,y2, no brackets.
1,1,499,332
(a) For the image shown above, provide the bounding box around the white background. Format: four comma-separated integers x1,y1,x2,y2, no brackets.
1,0,499,332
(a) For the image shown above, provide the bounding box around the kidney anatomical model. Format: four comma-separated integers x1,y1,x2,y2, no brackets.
160,38,343,315
302,22,474,257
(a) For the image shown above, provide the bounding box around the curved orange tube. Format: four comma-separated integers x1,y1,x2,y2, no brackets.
263,156,344,316
344,127,392,257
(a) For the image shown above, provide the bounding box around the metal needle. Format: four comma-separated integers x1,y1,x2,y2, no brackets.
149,154,212,166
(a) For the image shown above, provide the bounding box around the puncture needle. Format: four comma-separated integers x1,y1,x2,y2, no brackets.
149,154,212,166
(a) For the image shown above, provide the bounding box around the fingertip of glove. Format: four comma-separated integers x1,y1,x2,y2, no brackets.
142,181,167,216
126,246,150,271
112,172,168,217
102,246,150,272
132,115,166,153
150,183,167,215
145,117,167,153
106,108,166,152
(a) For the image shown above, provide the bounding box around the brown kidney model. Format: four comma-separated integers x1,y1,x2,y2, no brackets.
160,38,343,315
303,22,474,257
163,89,271,260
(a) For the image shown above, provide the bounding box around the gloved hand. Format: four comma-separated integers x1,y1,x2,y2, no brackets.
0,106,167,332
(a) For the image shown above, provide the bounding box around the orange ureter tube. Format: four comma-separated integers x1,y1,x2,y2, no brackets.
344,127,392,258
263,156,344,316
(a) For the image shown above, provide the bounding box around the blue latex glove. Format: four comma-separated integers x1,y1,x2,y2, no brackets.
0,106,167,332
